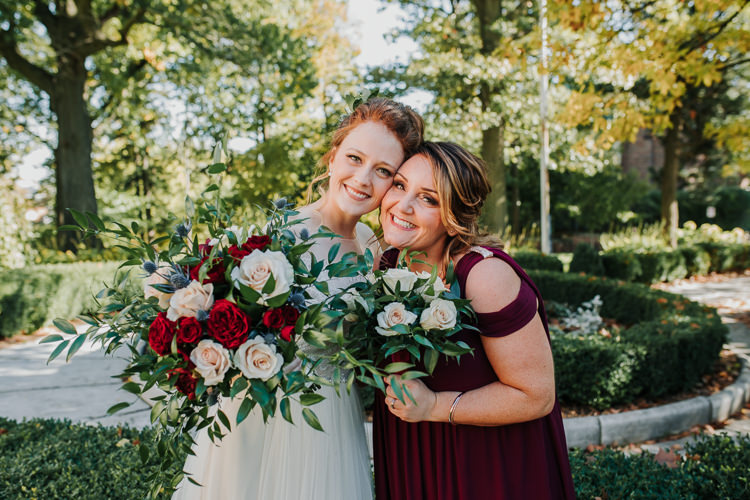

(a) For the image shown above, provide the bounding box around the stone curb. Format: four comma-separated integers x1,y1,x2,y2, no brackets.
563,356,750,448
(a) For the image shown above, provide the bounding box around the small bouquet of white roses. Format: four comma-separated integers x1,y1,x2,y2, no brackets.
43,158,344,497
323,249,475,401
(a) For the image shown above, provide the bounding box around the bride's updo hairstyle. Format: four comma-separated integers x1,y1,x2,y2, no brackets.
306,97,424,201
414,141,503,270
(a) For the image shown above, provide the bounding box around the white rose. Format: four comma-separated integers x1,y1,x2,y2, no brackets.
234,337,284,381
419,298,458,331
166,280,215,321
341,290,371,321
365,272,377,284
415,271,449,303
231,249,294,304
144,268,173,309
376,302,418,336
189,340,231,386
382,268,419,294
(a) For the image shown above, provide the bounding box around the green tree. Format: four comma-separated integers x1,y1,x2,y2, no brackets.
553,0,750,246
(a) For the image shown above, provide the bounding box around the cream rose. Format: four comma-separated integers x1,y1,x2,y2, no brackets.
419,298,458,331
376,302,418,336
382,268,418,294
234,337,284,381
415,271,449,303
166,280,215,321
231,249,294,304
144,268,173,309
189,340,231,386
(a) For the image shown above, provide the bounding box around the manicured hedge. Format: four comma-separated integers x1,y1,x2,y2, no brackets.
510,250,564,272
0,262,132,339
0,418,182,499
570,435,750,499
529,270,727,409
569,241,749,284
1,418,747,499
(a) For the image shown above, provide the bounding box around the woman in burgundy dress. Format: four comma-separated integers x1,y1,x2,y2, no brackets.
374,142,576,500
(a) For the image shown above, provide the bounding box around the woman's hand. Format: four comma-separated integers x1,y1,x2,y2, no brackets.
384,375,438,423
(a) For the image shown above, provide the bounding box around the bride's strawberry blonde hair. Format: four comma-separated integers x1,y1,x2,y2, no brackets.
306,98,424,202
414,141,503,272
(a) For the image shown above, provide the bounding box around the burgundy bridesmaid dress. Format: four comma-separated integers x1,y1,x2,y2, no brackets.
373,247,576,500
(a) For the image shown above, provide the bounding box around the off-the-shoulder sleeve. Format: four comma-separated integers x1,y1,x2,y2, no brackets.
379,247,399,270
475,279,538,337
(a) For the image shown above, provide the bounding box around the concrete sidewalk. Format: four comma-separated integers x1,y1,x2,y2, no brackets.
0,327,152,428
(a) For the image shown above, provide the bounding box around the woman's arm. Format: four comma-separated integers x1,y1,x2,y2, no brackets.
385,257,556,426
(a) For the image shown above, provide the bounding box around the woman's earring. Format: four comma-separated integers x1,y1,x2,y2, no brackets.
328,169,333,177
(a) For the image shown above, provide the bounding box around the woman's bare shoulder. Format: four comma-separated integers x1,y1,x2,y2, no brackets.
464,256,521,313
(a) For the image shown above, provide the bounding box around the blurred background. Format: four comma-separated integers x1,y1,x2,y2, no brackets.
1,0,748,267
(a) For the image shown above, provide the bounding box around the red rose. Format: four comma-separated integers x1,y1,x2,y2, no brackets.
262,308,285,329
280,325,295,342
208,299,250,349
148,312,175,356
177,317,203,344
170,367,197,400
281,305,299,326
227,235,272,260
190,256,225,285
198,239,214,257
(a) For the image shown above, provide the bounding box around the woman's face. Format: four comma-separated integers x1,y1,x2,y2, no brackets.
327,121,404,218
380,154,449,262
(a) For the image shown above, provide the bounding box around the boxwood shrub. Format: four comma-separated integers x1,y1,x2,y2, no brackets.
0,262,131,339
510,250,564,272
529,271,727,409
1,418,747,499
0,417,183,500
569,241,748,284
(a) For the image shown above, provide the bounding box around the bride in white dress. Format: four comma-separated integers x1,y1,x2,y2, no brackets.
173,98,424,500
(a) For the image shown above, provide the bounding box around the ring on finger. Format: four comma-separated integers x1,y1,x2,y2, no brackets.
389,398,396,409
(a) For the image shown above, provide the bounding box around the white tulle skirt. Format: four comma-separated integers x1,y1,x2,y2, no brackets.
172,385,373,500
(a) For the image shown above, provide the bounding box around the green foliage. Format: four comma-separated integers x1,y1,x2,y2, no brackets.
601,249,643,282
569,243,605,275
0,262,128,339
570,435,750,499
0,417,183,500
531,271,726,409
510,250,563,272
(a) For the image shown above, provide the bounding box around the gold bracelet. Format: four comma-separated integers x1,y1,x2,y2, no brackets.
448,392,464,425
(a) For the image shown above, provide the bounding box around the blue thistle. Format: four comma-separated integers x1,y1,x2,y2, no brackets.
288,292,305,308
196,310,209,322
263,333,277,345
175,220,192,238
274,197,288,209
142,260,158,274
169,270,191,290
299,228,310,241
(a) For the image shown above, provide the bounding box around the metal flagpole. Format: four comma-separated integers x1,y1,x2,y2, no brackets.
539,0,552,254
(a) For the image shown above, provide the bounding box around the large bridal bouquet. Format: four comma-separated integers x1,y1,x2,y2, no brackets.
44,161,342,496
323,249,475,402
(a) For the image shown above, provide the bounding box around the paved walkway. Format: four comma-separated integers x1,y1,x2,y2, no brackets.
1,275,748,443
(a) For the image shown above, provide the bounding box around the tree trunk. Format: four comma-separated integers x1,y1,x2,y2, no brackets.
472,0,506,235
660,112,681,248
52,53,98,251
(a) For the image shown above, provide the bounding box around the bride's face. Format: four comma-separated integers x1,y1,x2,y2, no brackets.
380,155,449,263
327,121,404,218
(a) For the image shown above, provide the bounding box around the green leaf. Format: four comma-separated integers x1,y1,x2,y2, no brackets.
302,408,324,431
208,162,226,174
384,362,413,373
39,334,64,344
53,318,77,335
150,401,165,424
58,224,81,232
230,377,249,398
327,242,341,263
88,212,105,231
69,208,89,228
261,273,276,295
299,393,326,406
424,349,439,374
139,443,150,464
121,381,142,395
217,409,231,431
107,402,131,415
236,397,254,425
66,334,87,362
279,398,293,424
47,340,69,363
400,370,429,380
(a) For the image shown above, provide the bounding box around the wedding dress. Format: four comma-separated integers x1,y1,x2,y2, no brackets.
173,221,375,500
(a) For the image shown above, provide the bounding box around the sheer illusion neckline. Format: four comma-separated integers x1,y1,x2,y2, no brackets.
307,208,360,242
